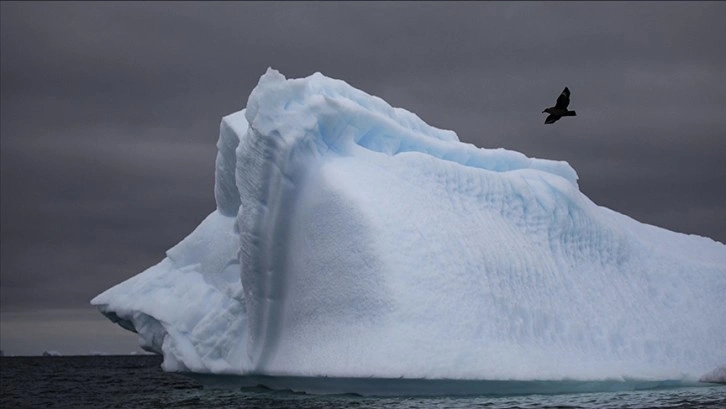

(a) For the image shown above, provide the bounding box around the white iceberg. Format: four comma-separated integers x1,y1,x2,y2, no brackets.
92,69,725,390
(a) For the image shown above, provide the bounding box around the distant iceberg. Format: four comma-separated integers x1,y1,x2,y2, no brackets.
92,69,725,391
700,365,726,384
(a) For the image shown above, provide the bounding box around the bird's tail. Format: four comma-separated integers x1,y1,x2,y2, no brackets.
564,110,577,116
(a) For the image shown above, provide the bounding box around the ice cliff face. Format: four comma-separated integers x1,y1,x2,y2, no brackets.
92,68,726,382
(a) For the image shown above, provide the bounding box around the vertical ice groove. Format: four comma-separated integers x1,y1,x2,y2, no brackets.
235,112,317,371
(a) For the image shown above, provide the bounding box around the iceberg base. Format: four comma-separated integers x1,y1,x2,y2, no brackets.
186,374,707,397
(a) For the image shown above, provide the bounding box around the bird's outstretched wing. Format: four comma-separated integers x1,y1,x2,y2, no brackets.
544,114,561,124
555,87,570,109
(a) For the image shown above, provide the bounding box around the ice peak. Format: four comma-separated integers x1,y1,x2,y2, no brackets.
244,70,578,185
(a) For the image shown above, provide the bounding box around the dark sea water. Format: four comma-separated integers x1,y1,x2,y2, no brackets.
2,355,725,409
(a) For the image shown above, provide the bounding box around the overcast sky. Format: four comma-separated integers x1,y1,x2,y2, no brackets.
1,2,724,356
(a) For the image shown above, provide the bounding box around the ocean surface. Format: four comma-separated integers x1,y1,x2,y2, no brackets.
1,355,725,409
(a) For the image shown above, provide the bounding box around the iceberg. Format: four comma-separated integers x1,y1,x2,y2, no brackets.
700,365,726,384
92,69,726,392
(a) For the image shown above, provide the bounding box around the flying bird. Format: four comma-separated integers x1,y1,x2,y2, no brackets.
543,87,577,124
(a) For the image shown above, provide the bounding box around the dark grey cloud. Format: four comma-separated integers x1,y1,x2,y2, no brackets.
1,1,724,355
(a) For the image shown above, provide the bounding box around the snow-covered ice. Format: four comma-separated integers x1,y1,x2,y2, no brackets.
92,69,726,386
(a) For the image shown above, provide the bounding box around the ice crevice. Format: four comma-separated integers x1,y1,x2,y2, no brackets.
93,68,725,385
